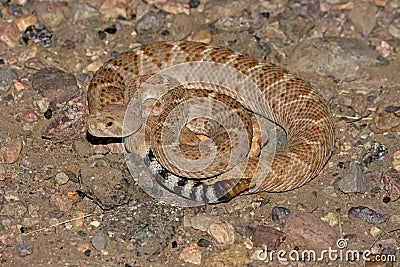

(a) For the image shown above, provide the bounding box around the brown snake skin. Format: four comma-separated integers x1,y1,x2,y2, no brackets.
87,41,335,203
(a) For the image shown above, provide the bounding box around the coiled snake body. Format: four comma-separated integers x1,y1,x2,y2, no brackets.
87,41,335,203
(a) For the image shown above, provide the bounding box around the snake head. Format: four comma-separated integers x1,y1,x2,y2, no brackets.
87,105,142,138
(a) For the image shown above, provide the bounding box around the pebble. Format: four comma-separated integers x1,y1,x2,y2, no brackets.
23,110,39,123
284,210,339,250
48,210,64,219
0,68,18,92
382,168,400,201
34,2,66,28
388,17,400,39
16,242,33,257
0,139,23,164
21,24,54,48
135,11,165,34
168,13,192,40
50,193,73,212
286,37,380,80
370,226,381,237
71,3,100,23
343,233,357,243
279,14,314,42
179,243,202,265
90,221,101,227
91,231,107,251
191,29,212,44
207,222,235,245
348,2,377,37
99,0,131,19
196,237,210,247
54,172,70,186
31,67,78,105
186,214,220,231
0,202,27,218
348,206,387,224
204,243,249,267
15,15,38,32
271,206,291,224
36,99,50,113
337,161,367,193
42,93,89,142
320,212,339,227
362,141,388,165
252,225,285,250
214,16,251,32
393,150,400,172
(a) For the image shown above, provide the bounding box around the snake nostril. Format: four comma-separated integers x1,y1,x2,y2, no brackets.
106,121,113,127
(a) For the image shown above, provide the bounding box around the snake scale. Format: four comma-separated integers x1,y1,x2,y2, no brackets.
87,41,335,204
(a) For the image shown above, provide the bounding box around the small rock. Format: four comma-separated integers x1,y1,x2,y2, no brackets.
21,24,54,48
50,193,73,212
187,214,220,231
382,168,400,201
73,140,93,157
91,231,106,251
23,110,39,123
191,30,212,44
370,226,381,237
16,242,33,257
348,2,377,36
343,233,357,243
362,141,388,165
388,17,400,39
168,13,192,41
207,222,235,245
0,139,23,164
393,150,400,172
374,40,394,58
15,15,38,32
348,206,387,224
135,11,165,35
0,202,27,218
252,225,285,250
0,68,18,92
36,99,50,113
205,243,249,267
43,93,89,142
54,172,69,186
337,161,367,193
99,0,131,19
153,0,190,15
90,221,101,227
34,2,66,28
204,0,248,21
31,67,78,105
286,37,380,80
71,3,100,23
279,14,314,42
214,16,251,32
320,212,339,227
179,243,202,265
197,237,210,247
284,210,339,250
271,206,291,224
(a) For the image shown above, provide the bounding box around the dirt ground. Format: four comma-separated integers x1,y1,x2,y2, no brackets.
0,0,399,266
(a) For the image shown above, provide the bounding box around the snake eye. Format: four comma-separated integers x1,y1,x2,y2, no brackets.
106,121,113,127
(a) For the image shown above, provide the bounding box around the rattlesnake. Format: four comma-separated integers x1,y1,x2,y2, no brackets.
87,41,335,204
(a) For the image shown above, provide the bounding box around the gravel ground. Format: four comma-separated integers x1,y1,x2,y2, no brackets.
0,0,400,266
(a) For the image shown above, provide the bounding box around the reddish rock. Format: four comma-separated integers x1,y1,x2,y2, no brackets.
284,210,339,251
252,225,285,251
